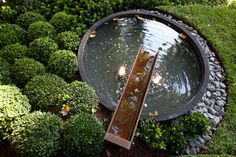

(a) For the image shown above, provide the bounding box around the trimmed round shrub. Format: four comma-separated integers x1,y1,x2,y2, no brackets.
50,12,77,33
0,43,28,64
0,58,11,85
0,24,27,48
47,50,78,79
182,112,212,137
23,74,67,111
28,21,56,41
12,58,46,87
16,11,46,29
62,113,105,157
29,37,58,65
0,5,17,23
0,85,31,140
10,111,62,157
56,31,80,52
58,81,99,116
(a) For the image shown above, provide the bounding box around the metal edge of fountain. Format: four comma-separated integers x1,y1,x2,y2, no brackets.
78,9,209,121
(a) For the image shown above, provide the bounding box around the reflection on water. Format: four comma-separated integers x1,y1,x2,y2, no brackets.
82,16,201,118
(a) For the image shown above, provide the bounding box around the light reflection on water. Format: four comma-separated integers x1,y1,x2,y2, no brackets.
82,16,201,118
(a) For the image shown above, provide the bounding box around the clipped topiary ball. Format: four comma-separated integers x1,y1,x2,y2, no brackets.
10,111,62,157
0,85,31,140
0,24,27,48
23,74,67,111
12,58,46,87
56,31,80,52
0,57,11,85
62,113,104,157
28,21,56,41
50,12,77,33
29,37,58,65
47,50,78,79
16,11,46,29
0,43,28,64
58,81,99,116
0,5,17,23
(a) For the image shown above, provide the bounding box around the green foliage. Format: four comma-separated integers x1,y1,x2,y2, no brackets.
0,24,27,48
28,21,56,41
47,50,78,79
16,11,46,29
29,37,58,65
164,124,187,155
0,57,11,85
137,112,211,155
136,118,166,150
0,5,17,23
10,111,62,157
12,58,46,87
160,5,236,154
62,113,105,157
0,43,28,64
23,74,67,111
182,112,212,137
0,85,31,140
75,23,87,38
50,12,77,33
58,81,99,116
56,31,80,52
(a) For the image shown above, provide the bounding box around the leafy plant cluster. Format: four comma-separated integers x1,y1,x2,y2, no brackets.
0,82,103,157
0,57,11,85
136,112,212,155
0,85,31,140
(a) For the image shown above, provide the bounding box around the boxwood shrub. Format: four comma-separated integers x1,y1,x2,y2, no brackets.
62,113,105,157
29,37,58,65
182,112,212,137
47,50,78,79
12,58,46,87
0,24,27,48
0,43,28,64
23,74,67,111
28,21,56,41
0,85,31,140
56,31,80,52
16,11,46,29
0,57,11,85
50,12,77,33
0,5,17,23
58,81,99,116
136,117,166,150
10,111,62,157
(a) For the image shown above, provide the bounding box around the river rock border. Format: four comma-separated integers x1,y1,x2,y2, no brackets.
152,10,227,155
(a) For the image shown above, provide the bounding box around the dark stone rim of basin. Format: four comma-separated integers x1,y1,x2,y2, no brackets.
78,10,209,121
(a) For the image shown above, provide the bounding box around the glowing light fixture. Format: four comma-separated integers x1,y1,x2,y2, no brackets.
152,74,162,85
118,65,126,77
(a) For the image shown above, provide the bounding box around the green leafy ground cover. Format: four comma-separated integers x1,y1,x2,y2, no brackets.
160,4,236,155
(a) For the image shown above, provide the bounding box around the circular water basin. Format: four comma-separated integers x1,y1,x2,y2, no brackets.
78,10,209,121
